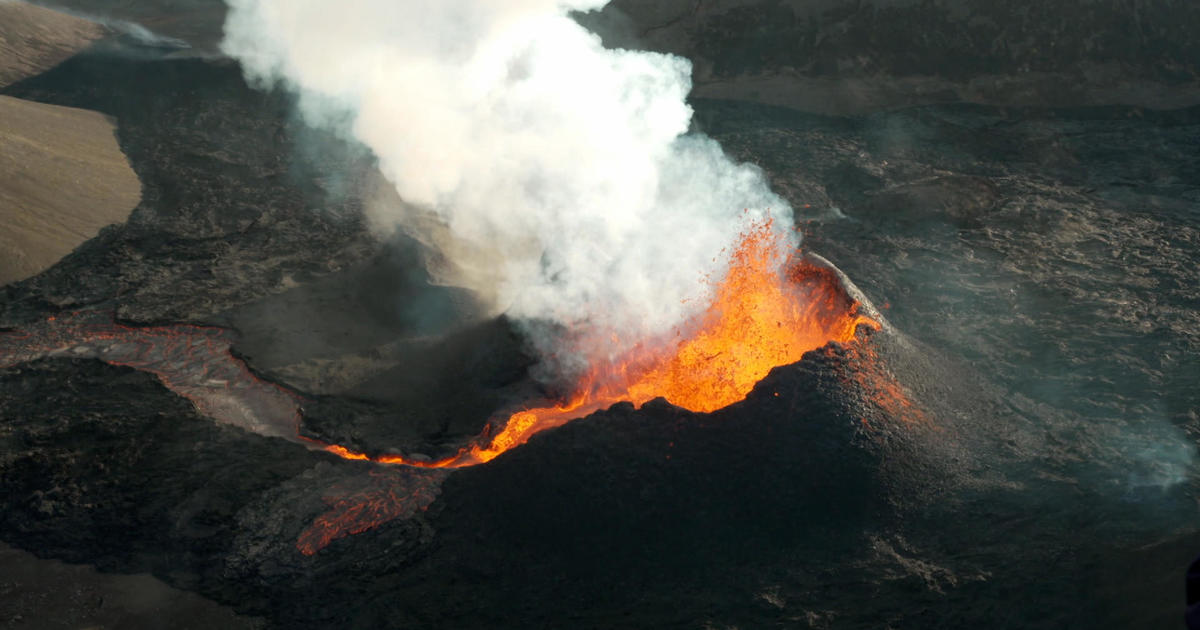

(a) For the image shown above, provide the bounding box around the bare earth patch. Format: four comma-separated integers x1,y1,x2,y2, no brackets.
0,0,105,88
0,94,141,286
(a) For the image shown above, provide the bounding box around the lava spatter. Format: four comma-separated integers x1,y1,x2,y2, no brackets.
296,468,447,555
320,220,883,469
293,220,899,554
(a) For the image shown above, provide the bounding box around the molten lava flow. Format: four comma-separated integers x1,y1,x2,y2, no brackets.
295,468,447,555
324,220,880,469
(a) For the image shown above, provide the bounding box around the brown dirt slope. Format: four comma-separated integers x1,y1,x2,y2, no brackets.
0,0,105,88
31,0,228,52
0,94,141,286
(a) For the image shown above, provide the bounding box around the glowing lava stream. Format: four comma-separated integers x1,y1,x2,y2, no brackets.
320,220,881,469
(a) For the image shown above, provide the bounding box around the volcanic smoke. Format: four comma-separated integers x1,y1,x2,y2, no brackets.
321,221,881,469
220,0,794,377
0,1,905,559
191,0,892,551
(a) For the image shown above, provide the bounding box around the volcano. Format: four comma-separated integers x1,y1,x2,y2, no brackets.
0,217,900,557
1,3,1197,630
316,220,884,466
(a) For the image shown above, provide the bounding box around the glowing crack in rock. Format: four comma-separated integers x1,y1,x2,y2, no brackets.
295,468,448,556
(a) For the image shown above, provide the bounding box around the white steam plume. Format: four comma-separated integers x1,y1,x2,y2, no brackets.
221,0,793,376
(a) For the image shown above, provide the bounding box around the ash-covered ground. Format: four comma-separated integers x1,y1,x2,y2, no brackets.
1,2,1198,629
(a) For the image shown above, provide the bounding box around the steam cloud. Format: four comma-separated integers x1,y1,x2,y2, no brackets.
222,0,793,378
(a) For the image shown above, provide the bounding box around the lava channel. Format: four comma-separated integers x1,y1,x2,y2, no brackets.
0,311,305,441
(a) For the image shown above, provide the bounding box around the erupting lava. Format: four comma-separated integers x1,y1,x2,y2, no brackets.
0,220,888,556
323,220,880,469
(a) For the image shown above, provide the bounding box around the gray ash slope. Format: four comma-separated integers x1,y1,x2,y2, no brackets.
0,21,1197,630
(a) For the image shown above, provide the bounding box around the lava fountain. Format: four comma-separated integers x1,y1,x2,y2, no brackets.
211,0,896,554
322,219,881,468
294,219,886,554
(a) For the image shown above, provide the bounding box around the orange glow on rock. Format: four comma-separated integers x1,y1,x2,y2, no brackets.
619,219,873,412
295,468,446,555
321,219,880,470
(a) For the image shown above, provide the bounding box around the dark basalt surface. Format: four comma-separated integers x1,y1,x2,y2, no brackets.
610,0,1200,81
586,0,1200,112
36,0,1200,111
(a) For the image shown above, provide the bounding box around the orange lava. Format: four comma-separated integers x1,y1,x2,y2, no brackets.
322,219,879,469
295,469,445,555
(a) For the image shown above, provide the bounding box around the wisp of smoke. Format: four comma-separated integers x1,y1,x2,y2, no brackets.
221,0,793,381
30,2,191,50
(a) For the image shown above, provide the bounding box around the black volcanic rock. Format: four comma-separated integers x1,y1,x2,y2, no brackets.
583,0,1200,112
0,359,313,574
0,5,1196,629
0,49,379,326
43,0,1200,113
